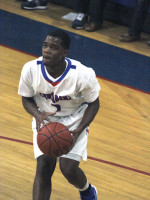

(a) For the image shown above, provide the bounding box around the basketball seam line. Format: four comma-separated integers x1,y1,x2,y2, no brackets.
54,134,72,144
38,130,72,144
38,134,51,148
45,123,63,154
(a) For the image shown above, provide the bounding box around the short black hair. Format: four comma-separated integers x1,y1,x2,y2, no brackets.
48,29,71,50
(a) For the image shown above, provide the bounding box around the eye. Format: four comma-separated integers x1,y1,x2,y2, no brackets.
51,45,58,50
43,43,48,48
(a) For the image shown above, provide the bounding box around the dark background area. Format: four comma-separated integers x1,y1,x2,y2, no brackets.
49,0,150,34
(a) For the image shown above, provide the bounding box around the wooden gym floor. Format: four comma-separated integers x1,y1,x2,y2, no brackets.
0,1,150,200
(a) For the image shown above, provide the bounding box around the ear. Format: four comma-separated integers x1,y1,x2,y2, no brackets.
63,49,69,57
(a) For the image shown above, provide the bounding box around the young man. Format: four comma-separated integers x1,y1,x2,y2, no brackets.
18,29,100,200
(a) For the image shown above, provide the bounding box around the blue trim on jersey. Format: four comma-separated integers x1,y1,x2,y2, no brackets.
37,58,76,86
1,9,150,93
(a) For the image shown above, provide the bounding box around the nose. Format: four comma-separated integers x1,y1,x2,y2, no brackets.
44,46,51,55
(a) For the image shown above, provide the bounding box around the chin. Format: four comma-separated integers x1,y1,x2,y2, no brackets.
43,59,50,66
43,61,55,68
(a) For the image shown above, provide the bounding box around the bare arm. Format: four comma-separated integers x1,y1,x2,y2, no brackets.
22,96,55,130
22,96,41,118
71,97,100,142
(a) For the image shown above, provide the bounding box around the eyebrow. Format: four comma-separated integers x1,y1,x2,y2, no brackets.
43,41,58,46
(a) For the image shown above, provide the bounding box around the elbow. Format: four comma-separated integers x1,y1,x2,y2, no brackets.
90,97,100,111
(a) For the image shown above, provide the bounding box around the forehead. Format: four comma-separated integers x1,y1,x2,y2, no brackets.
44,36,62,45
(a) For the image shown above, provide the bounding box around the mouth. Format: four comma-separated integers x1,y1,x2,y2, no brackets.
43,56,51,60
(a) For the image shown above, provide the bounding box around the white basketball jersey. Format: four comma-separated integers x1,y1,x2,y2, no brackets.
18,57,101,116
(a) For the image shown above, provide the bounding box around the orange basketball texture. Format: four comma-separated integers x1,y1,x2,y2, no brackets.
37,122,73,157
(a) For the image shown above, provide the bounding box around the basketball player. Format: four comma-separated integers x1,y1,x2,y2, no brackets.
18,29,100,200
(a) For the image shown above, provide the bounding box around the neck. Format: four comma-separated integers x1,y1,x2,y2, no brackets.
46,60,66,78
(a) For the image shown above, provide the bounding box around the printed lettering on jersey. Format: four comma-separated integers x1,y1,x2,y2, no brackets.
40,92,71,103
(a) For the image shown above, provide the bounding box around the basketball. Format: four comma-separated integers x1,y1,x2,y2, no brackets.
37,122,73,157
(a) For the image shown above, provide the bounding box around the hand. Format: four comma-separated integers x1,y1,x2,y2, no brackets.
34,111,56,131
70,128,82,147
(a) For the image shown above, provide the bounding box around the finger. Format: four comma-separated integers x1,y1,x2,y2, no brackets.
42,120,46,126
43,117,51,123
36,122,41,131
70,131,75,136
